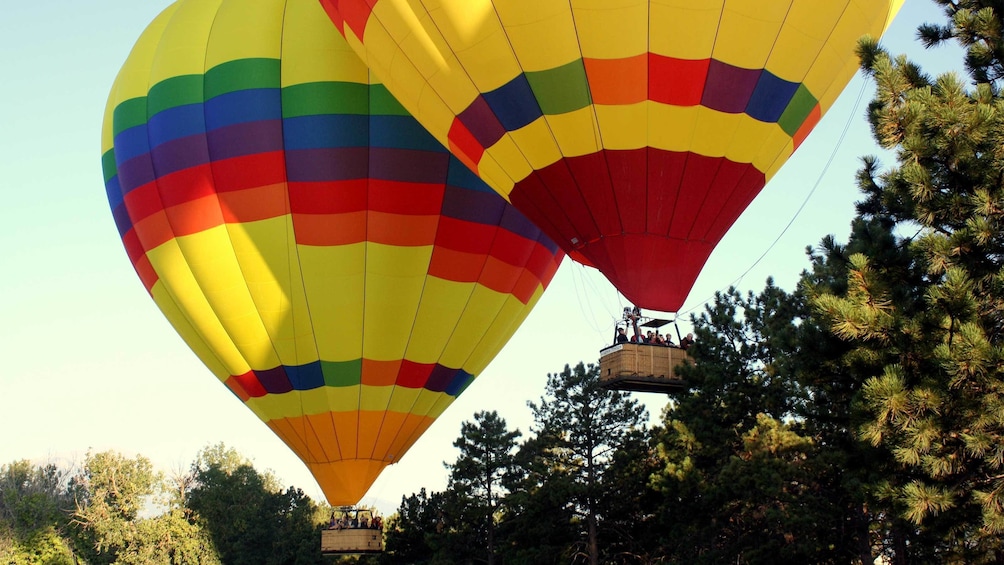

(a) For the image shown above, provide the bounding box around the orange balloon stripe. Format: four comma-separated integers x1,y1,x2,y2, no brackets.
368,409,409,461
224,374,253,403
359,359,402,387
125,201,555,299
134,255,158,295
512,267,546,307
219,182,290,224
427,247,488,285
366,210,440,246
306,412,345,462
386,413,437,462
291,211,367,246
267,417,317,463
164,195,227,239
326,410,360,458
792,104,822,150
583,55,648,105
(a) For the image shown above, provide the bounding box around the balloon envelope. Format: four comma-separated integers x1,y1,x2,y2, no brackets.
101,0,562,505
321,0,903,311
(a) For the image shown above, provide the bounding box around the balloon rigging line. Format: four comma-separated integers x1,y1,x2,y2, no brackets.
569,263,613,335
679,76,871,316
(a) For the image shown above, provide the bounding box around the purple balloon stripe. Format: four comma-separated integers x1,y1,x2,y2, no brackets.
284,147,370,182
206,119,285,161
700,60,762,114
368,146,450,184
457,96,508,149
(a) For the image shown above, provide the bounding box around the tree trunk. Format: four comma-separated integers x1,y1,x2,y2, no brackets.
487,458,495,565
854,503,874,565
587,454,598,565
891,522,908,565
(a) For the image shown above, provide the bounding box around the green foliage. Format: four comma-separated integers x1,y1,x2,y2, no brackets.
647,285,866,564
526,362,647,565
187,443,325,565
0,448,346,564
810,1,1004,560
0,524,75,565
0,459,76,564
380,489,436,563
69,450,220,565
444,411,521,564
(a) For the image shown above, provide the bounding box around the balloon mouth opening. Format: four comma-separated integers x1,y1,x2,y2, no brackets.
308,459,391,507
568,234,716,313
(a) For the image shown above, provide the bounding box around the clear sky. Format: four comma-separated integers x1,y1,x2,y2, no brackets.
0,0,964,515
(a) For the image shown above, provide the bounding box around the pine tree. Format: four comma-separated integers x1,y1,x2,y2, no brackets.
525,362,647,565
445,410,521,565
813,2,1004,560
650,285,866,564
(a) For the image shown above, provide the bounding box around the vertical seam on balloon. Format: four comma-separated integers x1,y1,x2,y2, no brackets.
363,72,403,466
198,4,295,456
692,0,799,243
138,2,243,412
682,0,775,242
123,3,233,399
201,4,260,402
668,2,729,244
205,37,302,462
644,0,652,237
357,5,509,184
356,62,372,465
551,1,610,244
279,0,328,468
753,0,855,204
372,166,486,465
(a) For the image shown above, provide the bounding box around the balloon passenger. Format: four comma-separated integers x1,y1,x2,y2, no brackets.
615,327,628,344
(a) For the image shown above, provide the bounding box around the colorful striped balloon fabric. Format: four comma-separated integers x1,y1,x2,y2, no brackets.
101,0,562,505
321,0,903,312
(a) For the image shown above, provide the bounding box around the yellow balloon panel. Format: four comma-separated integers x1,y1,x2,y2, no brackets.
497,0,581,71
148,0,221,84
147,237,257,376
544,107,602,159
205,0,285,67
296,244,365,362
572,0,648,60
649,0,724,60
714,0,791,70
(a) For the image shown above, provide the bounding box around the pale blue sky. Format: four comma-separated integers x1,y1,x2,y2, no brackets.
0,0,963,513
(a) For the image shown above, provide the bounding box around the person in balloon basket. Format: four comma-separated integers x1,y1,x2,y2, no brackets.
614,327,629,345
680,333,695,350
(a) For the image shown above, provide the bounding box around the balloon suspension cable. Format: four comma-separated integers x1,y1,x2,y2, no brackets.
569,262,624,335
678,77,870,317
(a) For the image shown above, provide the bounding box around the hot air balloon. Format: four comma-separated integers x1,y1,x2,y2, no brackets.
101,0,562,507
320,0,903,312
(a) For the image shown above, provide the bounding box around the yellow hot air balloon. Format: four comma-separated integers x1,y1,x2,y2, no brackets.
320,0,903,312
101,0,562,505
